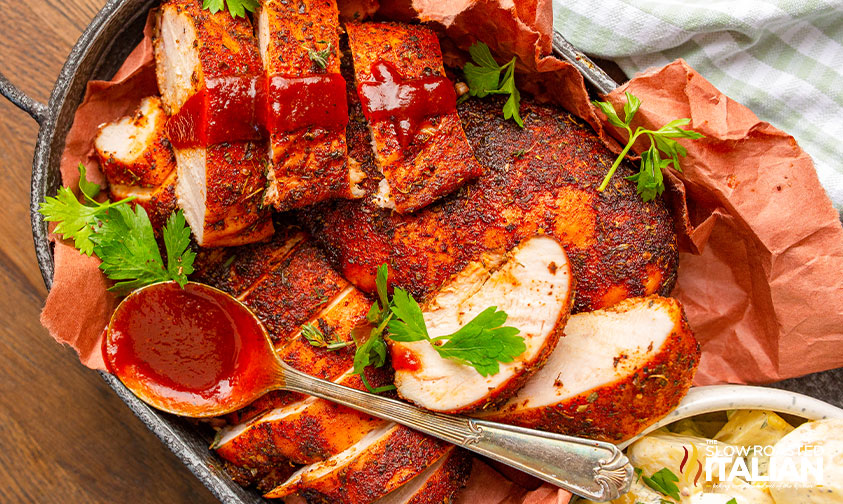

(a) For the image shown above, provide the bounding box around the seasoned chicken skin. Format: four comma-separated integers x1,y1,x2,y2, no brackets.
392,235,574,413
257,0,364,211
263,423,451,502
480,296,700,442
154,0,273,246
346,22,483,213
303,97,678,313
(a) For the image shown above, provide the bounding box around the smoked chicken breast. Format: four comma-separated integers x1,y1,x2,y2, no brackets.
257,0,365,211
154,0,273,246
302,97,678,313
480,296,700,443
263,423,451,501
95,96,175,188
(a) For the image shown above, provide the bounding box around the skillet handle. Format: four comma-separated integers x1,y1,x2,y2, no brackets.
0,72,48,124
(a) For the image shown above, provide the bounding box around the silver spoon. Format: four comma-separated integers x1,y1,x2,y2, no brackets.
104,281,632,502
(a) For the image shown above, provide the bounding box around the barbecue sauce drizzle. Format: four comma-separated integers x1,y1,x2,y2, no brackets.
165,74,348,149
357,61,457,150
165,61,455,151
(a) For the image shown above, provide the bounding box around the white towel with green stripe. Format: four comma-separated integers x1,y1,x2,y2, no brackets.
554,0,843,210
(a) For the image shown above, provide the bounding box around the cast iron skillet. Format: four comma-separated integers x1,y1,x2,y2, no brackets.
3,1,840,502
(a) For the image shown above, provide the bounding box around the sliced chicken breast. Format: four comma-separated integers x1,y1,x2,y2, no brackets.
154,0,263,115
214,369,386,466
174,142,273,246
373,447,472,504
481,296,700,443
346,22,483,213
155,0,273,246
263,423,450,502
257,0,363,211
95,96,175,187
94,96,178,234
392,235,574,414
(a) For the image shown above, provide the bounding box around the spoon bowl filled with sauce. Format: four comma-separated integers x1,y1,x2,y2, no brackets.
104,281,282,417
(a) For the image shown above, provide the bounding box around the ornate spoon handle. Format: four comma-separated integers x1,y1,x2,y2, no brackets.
281,362,632,502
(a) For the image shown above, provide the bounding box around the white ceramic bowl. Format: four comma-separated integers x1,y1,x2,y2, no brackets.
619,385,843,448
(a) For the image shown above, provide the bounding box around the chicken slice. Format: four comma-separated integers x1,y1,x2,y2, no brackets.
392,235,573,414
346,22,483,213
373,447,472,504
154,0,264,115
174,142,273,247
302,97,678,313
155,0,273,246
191,226,308,297
263,423,450,502
95,96,175,187
238,241,351,345
481,296,700,443
257,0,363,211
94,96,178,234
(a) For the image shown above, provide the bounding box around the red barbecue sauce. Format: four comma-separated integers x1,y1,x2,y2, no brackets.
166,76,267,148
266,74,348,133
166,74,348,149
104,282,278,415
357,61,457,150
391,346,422,372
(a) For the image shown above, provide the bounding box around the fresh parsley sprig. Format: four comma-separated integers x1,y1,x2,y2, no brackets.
39,164,196,294
463,42,524,127
593,92,704,201
202,0,258,18
641,467,681,502
388,288,525,377
351,264,525,393
351,264,397,394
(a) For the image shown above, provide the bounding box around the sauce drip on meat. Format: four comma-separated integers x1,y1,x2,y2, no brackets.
166,74,349,149
267,74,349,133
104,282,278,415
357,61,457,150
166,76,267,148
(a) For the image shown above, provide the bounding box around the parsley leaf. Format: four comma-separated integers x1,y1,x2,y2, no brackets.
387,290,525,377
592,92,703,201
642,467,681,501
39,164,134,255
302,321,351,351
725,499,737,504
39,165,196,294
202,0,258,18
91,204,172,294
162,210,196,287
352,264,525,391
463,42,524,127
77,165,101,201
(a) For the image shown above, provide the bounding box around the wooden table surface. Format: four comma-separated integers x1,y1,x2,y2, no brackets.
0,1,217,502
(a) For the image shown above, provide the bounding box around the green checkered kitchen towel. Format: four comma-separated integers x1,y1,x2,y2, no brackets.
554,0,843,210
